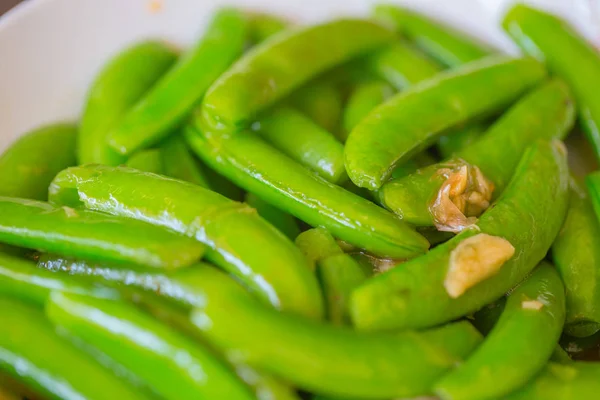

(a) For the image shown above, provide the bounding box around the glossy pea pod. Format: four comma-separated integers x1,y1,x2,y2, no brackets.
107,9,248,155
126,149,164,174
185,125,429,259
0,297,150,400
188,265,482,399
437,122,488,159
435,262,566,400
79,41,177,165
0,197,203,269
351,140,570,331
0,123,76,200
200,19,395,130
552,180,600,338
290,80,343,134
378,79,575,228
503,4,600,162
46,292,255,400
345,56,546,190
245,193,300,240
48,165,323,319
342,81,394,135
373,4,494,67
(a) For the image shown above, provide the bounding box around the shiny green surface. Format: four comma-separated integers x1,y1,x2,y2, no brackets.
0,197,203,269
345,56,546,190
295,227,343,269
49,165,323,319
352,140,569,330
342,81,393,136
245,192,300,240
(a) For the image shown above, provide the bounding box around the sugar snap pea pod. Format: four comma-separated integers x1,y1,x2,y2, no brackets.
435,262,566,400
200,19,395,131
189,267,482,399
186,124,429,258
126,149,164,174
586,172,600,223
503,4,600,162
351,140,570,331
345,56,546,190
0,123,76,200
389,151,436,180
79,41,177,165
245,193,300,240
504,362,600,400
295,227,343,269
48,165,323,319
290,80,343,133
248,13,289,43
160,135,211,188
342,81,393,136
373,4,494,67
258,107,346,183
0,297,149,400
107,9,248,155
0,197,203,269
437,122,487,159
46,292,254,400
552,181,600,337
379,79,574,229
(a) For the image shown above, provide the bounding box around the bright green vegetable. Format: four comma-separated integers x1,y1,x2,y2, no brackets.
290,80,343,133
435,262,566,400
295,227,343,269
0,197,203,269
46,292,254,400
245,192,300,240
248,13,290,43
437,122,488,159
0,123,76,200
126,149,164,174
0,297,149,400
342,81,393,135
185,125,429,258
345,56,546,190
351,140,570,330
49,165,323,319
200,19,395,130
79,41,177,165
108,9,248,155
160,135,211,188
503,4,600,162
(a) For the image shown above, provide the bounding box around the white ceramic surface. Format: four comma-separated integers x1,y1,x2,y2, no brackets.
0,0,598,151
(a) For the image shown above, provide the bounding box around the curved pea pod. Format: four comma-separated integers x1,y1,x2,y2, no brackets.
290,80,343,133
437,122,487,159
108,9,248,155
48,165,323,319
79,41,177,165
505,362,600,400
379,79,575,229
345,56,546,190
248,13,289,43
126,149,164,174
351,140,570,331
0,123,76,200
245,192,300,240
46,292,254,400
185,124,429,258
0,298,149,400
160,135,211,188
295,227,343,269
503,4,600,162
200,19,395,130
189,267,482,399
435,262,566,400
0,197,203,269
258,107,346,183
342,81,393,135
552,182,600,338
373,4,494,67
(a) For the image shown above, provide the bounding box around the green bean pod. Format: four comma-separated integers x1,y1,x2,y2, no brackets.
437,122,488,159
160,135,211,188
46,292,254,400
79,41,177,165
245,193,300,240
435,262,566,400
351,140,570,330
342,81,393,135
505,362,600,400
189,267,482,399
108,9,248,155
379,79,574,227
248,13,290,43
257,107,346,183
503,4,600,162
200,19,395,130
48,165,323,319
0,297,148,400
586,172,600,225
345,56,546,190
373,4,494,67
126,149,164,174
295,227,343,269
290,80,343,133
0,123,77,200
185,124,429,258
552,182,600,337
0,197,203,269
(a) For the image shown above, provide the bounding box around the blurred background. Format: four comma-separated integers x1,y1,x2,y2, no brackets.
1,0,22,15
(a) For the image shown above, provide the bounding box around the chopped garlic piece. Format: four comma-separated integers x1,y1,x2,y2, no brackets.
444,233,515,298
522,299,544,310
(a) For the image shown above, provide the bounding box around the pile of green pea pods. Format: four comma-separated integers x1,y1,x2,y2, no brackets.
3,3,600,399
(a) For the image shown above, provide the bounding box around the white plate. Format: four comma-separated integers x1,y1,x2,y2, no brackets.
0,0,599,151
